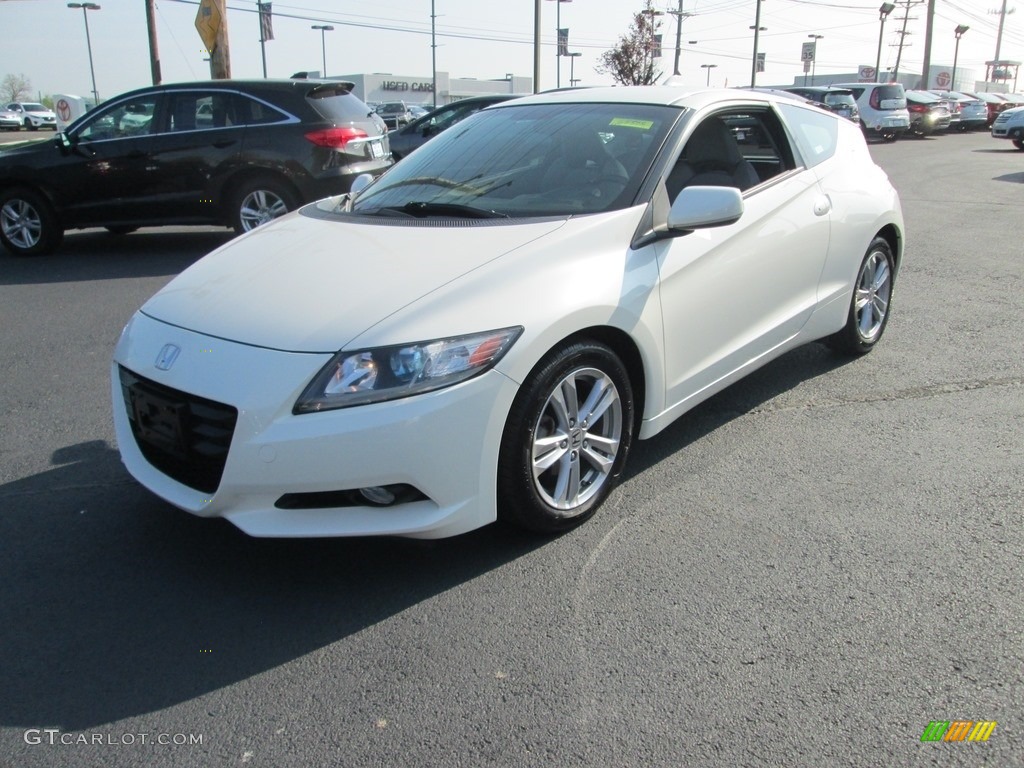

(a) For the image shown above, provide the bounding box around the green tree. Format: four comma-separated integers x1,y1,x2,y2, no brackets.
2,73,32,102
596,1,663,86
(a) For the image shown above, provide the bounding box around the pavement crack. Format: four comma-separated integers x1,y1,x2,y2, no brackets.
0,478,137,500
749,376,1023,415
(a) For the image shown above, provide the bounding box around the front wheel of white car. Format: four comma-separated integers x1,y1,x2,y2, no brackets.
498,340,635,533
826,237,895,356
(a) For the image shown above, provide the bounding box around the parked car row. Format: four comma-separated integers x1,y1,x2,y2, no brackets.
787,83,1009,143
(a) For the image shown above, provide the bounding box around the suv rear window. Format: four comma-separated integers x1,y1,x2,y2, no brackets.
874,86,905,102
308,86,375,122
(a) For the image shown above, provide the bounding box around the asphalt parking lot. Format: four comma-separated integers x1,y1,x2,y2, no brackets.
0,128,1021,767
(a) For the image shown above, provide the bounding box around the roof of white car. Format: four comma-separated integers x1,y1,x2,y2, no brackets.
499,86,781,111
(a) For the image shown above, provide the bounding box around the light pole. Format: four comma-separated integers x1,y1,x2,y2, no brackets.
567,51,582,87
701,63,718,86
807,34,824,84
68,3,100,104
875,3,895,83
641,8,664,85
952,25,969,92
311,25,334,78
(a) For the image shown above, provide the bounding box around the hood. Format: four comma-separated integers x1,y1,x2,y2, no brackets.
0,136,56,160
141,209,567,352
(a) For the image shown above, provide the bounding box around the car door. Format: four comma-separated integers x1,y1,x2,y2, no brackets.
55,93,161,226
143,89,248,222
654,106,831,410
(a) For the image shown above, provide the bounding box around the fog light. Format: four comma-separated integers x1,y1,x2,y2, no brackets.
360,486,397,505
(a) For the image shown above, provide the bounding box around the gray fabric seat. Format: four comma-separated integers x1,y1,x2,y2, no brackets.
667,118,760,201
541,130,629,192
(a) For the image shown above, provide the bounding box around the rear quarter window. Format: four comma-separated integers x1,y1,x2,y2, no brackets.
777,102,839,168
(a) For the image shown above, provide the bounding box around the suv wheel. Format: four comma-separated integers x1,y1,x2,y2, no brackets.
0,187,64,256
230,175,300,234
1013,136,1024,150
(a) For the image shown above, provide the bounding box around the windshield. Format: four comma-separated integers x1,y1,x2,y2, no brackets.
824,93,855,107
352,102,679,219
23,103,47,111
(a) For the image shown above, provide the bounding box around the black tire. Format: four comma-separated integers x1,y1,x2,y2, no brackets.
498,340,635,533
105,226,139,236
1013,137,1024,150
25,119,37,132
229,175,300,235
826,236,895,356
880,130,898,143
0,186,64,256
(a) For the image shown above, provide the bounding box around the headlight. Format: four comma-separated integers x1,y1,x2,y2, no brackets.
294,327,522,413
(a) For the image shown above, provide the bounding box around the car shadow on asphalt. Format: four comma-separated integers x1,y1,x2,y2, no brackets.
0,343,850,731
0,228,235,285
0,439,547,731
626,342,852,477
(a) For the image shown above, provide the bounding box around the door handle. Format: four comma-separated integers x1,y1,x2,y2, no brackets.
813,195,831,216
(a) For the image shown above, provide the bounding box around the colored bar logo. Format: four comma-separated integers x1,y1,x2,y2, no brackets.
921,721,997,742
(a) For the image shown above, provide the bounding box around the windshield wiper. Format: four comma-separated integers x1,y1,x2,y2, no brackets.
379,201,510,219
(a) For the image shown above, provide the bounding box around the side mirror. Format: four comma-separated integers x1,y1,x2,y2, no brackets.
667,186,744,231
349,173,374,197
54,131,72,152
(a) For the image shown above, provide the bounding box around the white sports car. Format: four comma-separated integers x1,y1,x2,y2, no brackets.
112,86,904,539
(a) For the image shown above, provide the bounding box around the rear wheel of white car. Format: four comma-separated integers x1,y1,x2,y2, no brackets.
230,176,299,234
498,340,634,533
826,237,895,356
0,187,63,256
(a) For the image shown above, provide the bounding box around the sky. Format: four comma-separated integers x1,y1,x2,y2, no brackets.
1,0,1022,103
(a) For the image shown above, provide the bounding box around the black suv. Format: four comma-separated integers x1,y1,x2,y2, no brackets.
0,79,391,256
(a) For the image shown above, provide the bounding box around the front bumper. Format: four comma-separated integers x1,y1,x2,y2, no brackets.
991,123,1024,139
112,312,519,538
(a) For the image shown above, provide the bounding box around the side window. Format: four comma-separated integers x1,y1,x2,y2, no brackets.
235,95,288,126
776,102,839,168
76,96,159,142
665,108,795,202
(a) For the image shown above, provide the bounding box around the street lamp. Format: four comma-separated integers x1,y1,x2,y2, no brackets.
642,8,664,85
311,25,334,78
68,3,100,104
952,25,970,92
807,34,824,84
567,51,582,87
701,63,718,86
875,3,896,83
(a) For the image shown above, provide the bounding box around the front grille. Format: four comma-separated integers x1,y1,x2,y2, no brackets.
119,366,238,494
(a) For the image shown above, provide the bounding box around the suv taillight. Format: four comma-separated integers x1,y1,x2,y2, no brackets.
870,89,881,109
304,127,369,149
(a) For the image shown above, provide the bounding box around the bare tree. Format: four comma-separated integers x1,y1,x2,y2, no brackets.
2,73,32,103
596,1,663,86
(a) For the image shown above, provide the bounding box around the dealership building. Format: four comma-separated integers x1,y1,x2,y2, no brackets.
330,71,533,106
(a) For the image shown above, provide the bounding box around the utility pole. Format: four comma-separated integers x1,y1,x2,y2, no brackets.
210,0,231,79
891,0,921,82
145,0,161,84
668,0,692,76
920,0,936,88
994,0,1010,62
